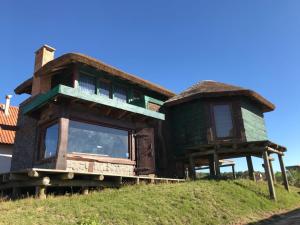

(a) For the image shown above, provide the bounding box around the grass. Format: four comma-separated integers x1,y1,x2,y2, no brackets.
0,179,299,225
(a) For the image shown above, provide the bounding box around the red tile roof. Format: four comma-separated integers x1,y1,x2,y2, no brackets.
0,104,19,145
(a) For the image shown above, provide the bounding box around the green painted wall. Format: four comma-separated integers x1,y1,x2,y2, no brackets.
241,99,268,141
168,100,207,156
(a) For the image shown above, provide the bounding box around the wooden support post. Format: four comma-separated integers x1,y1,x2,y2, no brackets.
209,155,216,177
136,177,140,185
262,151,276,200
214,152,220,178
12,187,20,199
232,165,236,179
188,156,196,180
278,154,289,192
35,186,47,199
246,156,256,181
81,187,89,195
269,158,276,184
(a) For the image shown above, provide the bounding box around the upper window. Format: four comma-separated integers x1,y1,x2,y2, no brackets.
114,85,127,103
98,81,111,98
79,74,96,94
212,104,234,139
67,120,130,159
41,123,59,159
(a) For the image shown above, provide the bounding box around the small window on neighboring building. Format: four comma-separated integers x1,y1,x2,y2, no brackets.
212,104,234,139
41,123,59,159
78,74,96,94
99,80,111,98
114,85,127,103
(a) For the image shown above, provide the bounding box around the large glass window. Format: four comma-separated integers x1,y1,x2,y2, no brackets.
79,74,96,94
114,85,127,103
99,81,111,98
67,121,129,159
42,123,59,159
212,104,234,138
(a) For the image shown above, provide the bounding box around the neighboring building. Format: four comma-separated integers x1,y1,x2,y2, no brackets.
0,97,18,173
12,45,175,177
163,81,289,199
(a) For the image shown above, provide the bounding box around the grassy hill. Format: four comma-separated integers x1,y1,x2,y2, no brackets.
0,179,299,225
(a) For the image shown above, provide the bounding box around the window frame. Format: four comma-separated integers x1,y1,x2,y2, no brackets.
37,120,60,162
210,102,237,141
67,118,133,161
78,72,97,95
113,83,128,103
97,78,112,99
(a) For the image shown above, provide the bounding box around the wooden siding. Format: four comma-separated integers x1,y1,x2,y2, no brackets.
241,99,268,141
168,100,207,156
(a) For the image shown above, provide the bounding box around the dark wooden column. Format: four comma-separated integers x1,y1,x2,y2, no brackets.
209,154,216,177
232,164,236,179
55,117,69,170
188,156,196,180
278,154,289,192
262,150,276,200
246,156,256,181
214,152,220,178
269,158,276,184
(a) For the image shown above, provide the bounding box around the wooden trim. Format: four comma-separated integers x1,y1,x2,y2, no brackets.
67,153,136,165
55,117,69,170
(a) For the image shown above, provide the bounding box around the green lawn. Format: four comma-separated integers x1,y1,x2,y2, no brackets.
0,180,299,225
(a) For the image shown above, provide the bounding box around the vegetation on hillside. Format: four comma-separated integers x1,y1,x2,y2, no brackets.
0,179,299,225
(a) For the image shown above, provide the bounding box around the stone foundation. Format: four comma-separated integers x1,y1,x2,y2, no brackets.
67,160,135,176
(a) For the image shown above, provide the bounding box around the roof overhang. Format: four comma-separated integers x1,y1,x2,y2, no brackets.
15,53,175,98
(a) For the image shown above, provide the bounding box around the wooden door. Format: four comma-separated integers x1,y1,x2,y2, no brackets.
135,128,155,175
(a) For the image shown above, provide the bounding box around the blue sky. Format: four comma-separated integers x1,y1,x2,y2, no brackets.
1,1,299,172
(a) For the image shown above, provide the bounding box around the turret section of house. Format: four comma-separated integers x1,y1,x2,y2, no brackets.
163,81,287,189
12,45,175,177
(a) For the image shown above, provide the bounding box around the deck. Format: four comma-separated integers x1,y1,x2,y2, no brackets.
0,168,185,199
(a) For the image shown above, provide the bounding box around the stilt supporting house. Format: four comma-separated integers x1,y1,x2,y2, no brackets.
278,154,289,192
246,156,256,181
262,150,276,200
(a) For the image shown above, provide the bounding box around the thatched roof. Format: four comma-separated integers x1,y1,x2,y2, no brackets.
165,80,275,112
15,53,175,98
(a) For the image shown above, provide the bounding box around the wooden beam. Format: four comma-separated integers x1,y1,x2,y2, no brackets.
55,172,75,180
232,165,236,179
269,158,276,184
117,110,128,119
246,156,256,181
262,151,276,200
35,186,47,199
278,154,289,192
188,156,196,180
209,154,216,177
28,170,39,178
214,152,220,178
266,147,284,155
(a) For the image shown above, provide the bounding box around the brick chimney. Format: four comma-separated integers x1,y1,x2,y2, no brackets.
34,45,56,72
31,45,56,95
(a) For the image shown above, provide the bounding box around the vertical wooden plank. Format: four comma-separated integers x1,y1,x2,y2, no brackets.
246,156,256,181
269,158,276,184
35,186,47,199
188,156,196,180
209,154,216,177
55,117,69,170
278,154,289,192
232,165,236,179
262,151,276,200
214,152,220,178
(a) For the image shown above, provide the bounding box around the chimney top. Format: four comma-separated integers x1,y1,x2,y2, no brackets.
34,44,56,73
35,45,56,54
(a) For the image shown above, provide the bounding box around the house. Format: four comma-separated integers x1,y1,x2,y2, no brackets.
163,80,289,199
3,45,289,200
0,96,18,173
11,45,175,178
